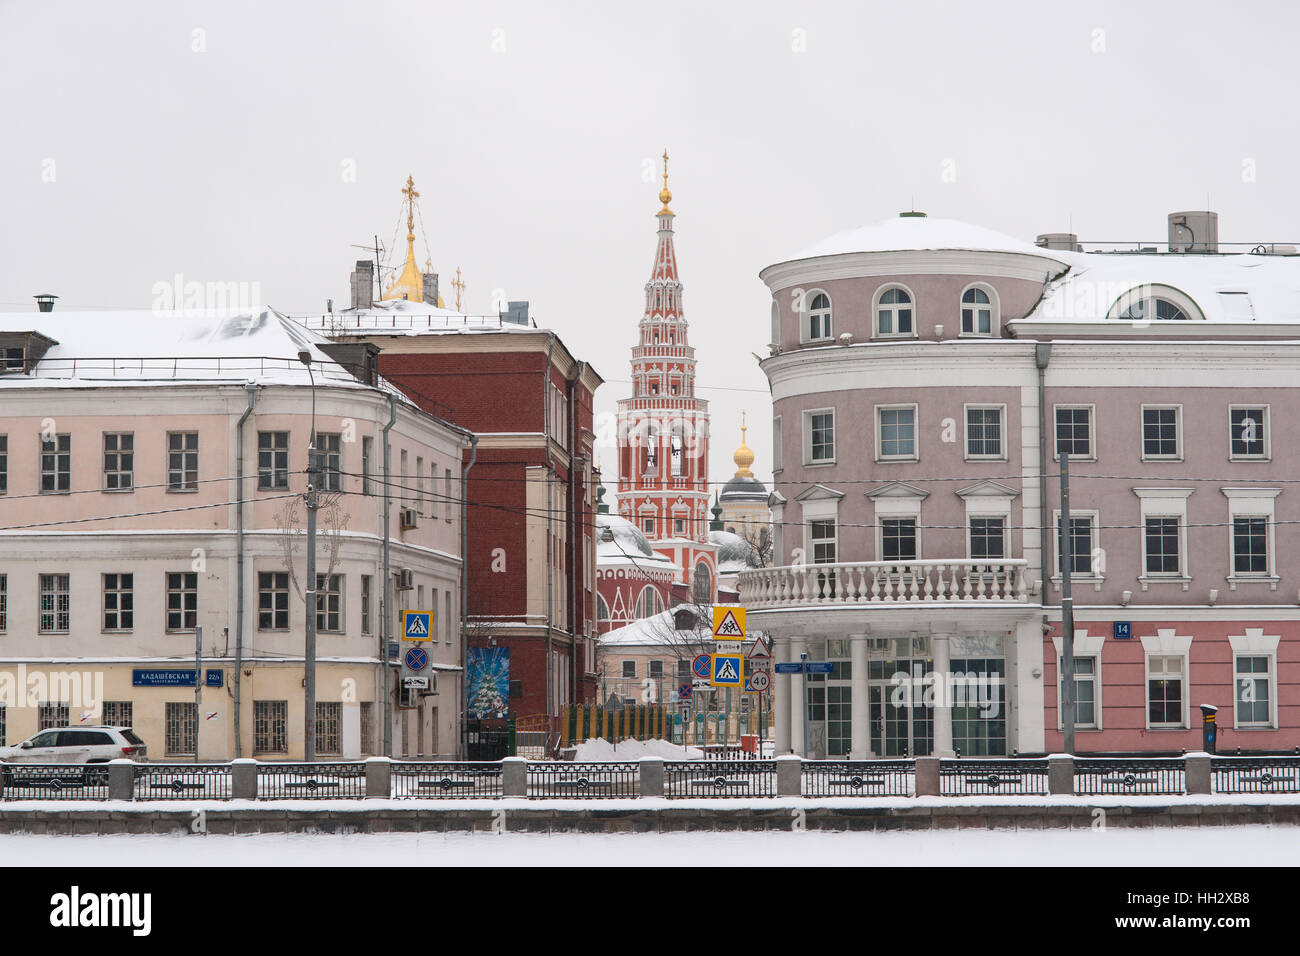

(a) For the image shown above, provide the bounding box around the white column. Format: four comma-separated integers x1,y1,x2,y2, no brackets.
789,637,806,757
773,636,791,754
849,633,870,759
932,633,954,757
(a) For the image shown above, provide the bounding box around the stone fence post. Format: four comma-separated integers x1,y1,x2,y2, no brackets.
107,758,135,801
915,756,940,797
1185,752,1212,795
776,754,802,797
231,758,258,800
639,757,664,797
501,756,528,797
365,756,392,798
1048,754,1075,795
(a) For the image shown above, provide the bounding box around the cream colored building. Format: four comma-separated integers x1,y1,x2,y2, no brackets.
0,308,470,760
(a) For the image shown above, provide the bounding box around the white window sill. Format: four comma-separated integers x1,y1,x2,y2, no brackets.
1049,575,1105,592
1138,576,1191,591
1228,455,1270,463
1140,456,1184,463
964,455,1007,463
804,460,837,467
957,331,996,338
1227,575,1280,591
875,456,919,464
1051,455,1097,463
1144,725,1188,732
1230,725,1277,732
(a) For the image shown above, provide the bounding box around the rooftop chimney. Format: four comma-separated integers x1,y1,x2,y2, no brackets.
502,301,530,326
1169,211,1219,254
422,271,439,308
34,294,57,312
349,261,374,310
1036,233,1079,251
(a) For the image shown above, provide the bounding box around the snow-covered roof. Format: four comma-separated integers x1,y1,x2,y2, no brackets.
1026,251,1300,324
708,530,762,574
719,474,768,502
0,308,371,389
596,512,679,572
293,298,537,337
599,604,712,647
785,216,1068,263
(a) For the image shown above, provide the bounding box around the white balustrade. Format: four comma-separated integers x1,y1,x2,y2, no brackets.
738,560,1030,609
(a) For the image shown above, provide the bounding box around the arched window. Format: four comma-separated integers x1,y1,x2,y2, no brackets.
597,594,610,623
692,562,713,603
876,287,914,336
807,292,832,342
635,586,664,619
1121,297,1188,321
961,286,996,335
670,430,684,476
1108,286,1203,323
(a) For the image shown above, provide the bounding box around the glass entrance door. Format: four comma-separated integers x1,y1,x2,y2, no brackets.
868,658,933,757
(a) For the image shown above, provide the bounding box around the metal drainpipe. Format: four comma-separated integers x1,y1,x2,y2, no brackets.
234,383,257,758
1035,343,1053,593
460,433,478,759
543,332,557,729
567,362,586,711
382,392,398,756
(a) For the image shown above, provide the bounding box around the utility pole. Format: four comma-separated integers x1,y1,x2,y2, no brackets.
194,625,203,764
1060,449,1076,755
299,351,319,762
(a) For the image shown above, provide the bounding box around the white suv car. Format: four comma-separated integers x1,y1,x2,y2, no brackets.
0,726,147,764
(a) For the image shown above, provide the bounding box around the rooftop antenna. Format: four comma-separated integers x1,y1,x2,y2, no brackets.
350,236,386,303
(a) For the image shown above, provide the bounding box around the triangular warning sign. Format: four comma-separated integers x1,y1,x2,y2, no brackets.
715,658,739,682
747,637,771,660
713,610,744,638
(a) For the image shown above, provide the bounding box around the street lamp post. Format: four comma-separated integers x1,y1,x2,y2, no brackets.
298,350,319,762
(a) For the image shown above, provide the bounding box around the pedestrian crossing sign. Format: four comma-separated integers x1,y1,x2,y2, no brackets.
402,610,433,642
712,606,746,639
710,654,744,688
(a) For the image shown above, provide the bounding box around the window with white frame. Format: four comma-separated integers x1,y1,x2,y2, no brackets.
1053,636,1102,730
318,433,342,492
622,660,636,679
102,433,134,491
39,573,70,633
1054,406,1093,459
315,574,342,632
1135,489,1192,582
167,432,198,491
102,573,133,631
670,431,684,476
1072,657,1098,727
0,434,7,494
361,436,374,496
881,518,917,562
1223,488,1279,580
1229,406,1269,459
0,574,6,631
969,517,1005,561
1147,655,1185,728
809,519,837,564
258,572,290,630
1053,512,1097,577
960,286,995,335
40,433,70,493
1141,406,1180,460
257,431,290,489
642,517,655,536
635,586,663,619
361,575,372,635
965,406,1004,459
875,286,914,336
1235,656,1272,727
805,292,832,342
166,572,197,631
804,409,835,464
445,467,453,522
877,406,917,460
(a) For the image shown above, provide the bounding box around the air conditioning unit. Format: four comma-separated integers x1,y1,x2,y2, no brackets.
396,568,414,591
399,507,419,530
420,672,439,697
398,685,419,708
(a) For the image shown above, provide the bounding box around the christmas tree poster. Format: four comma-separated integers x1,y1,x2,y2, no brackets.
467,647,510,718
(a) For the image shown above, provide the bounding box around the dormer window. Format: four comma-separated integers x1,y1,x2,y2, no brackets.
1121,298,1187,322
1108,285,1204,323
2,347,23,371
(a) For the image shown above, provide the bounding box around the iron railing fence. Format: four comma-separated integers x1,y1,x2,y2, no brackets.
391,762,504,798
940,758,1050,796
257,762,367,800
134,764,233,800
664,760,777,798
1211,756,1300,794
802,760,913,797
1074,758,1186,796
1,764,112,800
528,762,639,798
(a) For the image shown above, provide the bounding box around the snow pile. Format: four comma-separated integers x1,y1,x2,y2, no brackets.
572,738,705,761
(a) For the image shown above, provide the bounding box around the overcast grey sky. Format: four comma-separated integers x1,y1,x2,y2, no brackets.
4,0,1298,489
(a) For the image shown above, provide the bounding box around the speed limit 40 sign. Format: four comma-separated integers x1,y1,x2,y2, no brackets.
747,670,771,693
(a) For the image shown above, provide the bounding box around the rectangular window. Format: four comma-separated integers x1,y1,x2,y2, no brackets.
38,701,69,731
1232,516,1269,575
40,434,71,493
361,575,372,635
677,659,691,681
361,436,374,495
445,590,452,644
1229,406,1268,459
674,517,685,535
1143,516,1181,575
166,572,198,631
1054,407,1093,459
163,701,196,755
969,517,1005,561
360,701,375,756
808,411,835,463
167,431,199,491
622,660,636,679
102,432,134,491
317,432,342,492
1141,407,1179,459
0,703,5,746
254,700,288,754
1055,515,1094,575
1,347,22,371
400,449,409,506
0,574,6,632
257,431,290,489
444,468,453,523
649,660,664,678
643,518,655,536
0,434,7,494
39,573,70,633
965,407,1003,459
878,407,916,460
415,455,424,513
102,700,133,728
881,518,917,562
772,416,782,472
1147,655,1184,728
258,572,290,630
316,701,342,755
315,574,342,632
810,519,837,564
1072,657,1097,728
1235,655,1271,727
102,573,134,631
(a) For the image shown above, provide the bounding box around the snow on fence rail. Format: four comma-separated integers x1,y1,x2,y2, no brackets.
1,764,110,801
391,762,504,799
135,764,233,800
1074,758,1186,796
1211,757,1300,794
528,762,639,799
802,760,913,797
257,762,367,800
664,760,777,798
940,758,1050,796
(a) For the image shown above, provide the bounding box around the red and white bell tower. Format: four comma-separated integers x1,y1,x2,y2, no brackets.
616,150,717,603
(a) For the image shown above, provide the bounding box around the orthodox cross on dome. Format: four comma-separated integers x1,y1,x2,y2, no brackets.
451,267,466,311
403,175,419,238
658,148,673,214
